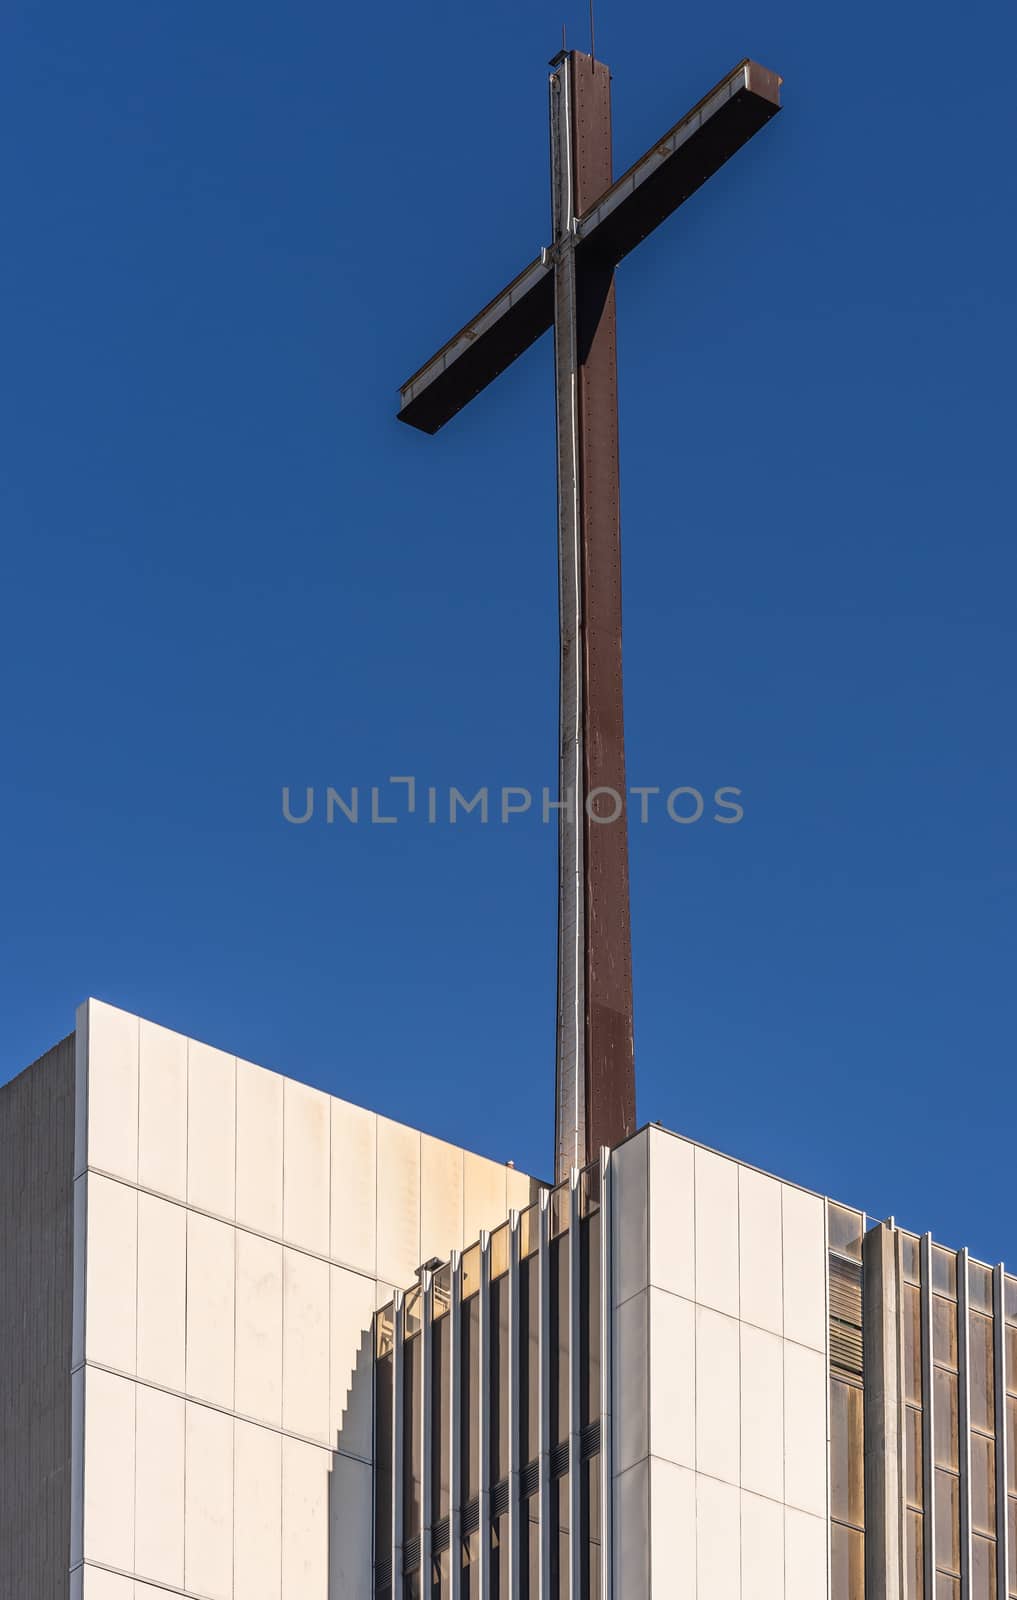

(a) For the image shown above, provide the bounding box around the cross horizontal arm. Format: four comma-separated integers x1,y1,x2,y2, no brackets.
397,58,781,435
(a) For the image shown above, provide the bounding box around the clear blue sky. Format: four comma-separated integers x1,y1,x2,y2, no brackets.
2,1,1014,1263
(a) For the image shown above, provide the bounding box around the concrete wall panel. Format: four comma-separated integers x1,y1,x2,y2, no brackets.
235,1417,283,1600
739,1167,783,1336
186,1211,236,1409
785,1507,828,1600
696,1474,740,1600
741,1490,784,1600
648,1289,694,1469
82,1366,135,1572
612,1131,648,1308
138,1017,187,1201
137,1191,186,1391
185,1400,234,1600
376,1117,421,1288
187,1039,236,1219
740,1324,784,1501
81,1570,134,1600
649,1458,696,1599
694,1148,739,1318
135,1384,185,1587
84,1172,137,1375
235,1230,283,1427
420,1133,464,1265
330,1265,376,1460
463,1150,508,1243
613,1458,649,1597
614,1289,649,1475
237,1058,284,1239
85,1000,139,1182
282,1436,329,1599
649,1130,694,1302
328,1453,373,1600
695,1306,740,1486
283,1247,331,1444
330,1099,377,1275
784,1340,828,1519
781,1185,826,1354
284,1079,331,1256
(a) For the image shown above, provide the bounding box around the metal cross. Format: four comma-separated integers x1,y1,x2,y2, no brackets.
398,52,782,1181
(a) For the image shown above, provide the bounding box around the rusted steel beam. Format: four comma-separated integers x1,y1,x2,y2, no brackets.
396,59,781,436
552,52,636,1182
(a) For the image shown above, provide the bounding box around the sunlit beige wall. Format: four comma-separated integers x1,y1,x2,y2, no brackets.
68,999,539,1600
612,1125,832,1600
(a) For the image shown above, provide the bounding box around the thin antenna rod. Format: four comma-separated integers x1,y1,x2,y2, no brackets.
589,0,596,63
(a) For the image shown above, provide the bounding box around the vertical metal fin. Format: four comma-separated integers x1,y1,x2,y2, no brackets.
921,1235,937,1600
862,1220,905,1598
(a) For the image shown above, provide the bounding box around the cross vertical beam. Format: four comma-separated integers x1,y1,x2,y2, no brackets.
550,51,635,1182
396,50,783,1181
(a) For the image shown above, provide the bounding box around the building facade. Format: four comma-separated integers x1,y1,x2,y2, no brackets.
374,1129,1017,1600
2,1000,1015,1600
1,1000,538,1600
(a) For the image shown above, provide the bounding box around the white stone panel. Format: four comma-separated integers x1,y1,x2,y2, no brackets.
781,1185,826,1354
695,1306,740,1486
71,1365,84,1568
72,1174,86,1368
507,1165,539,1214
420,1133,464,1264
613,1458,649,1597
186,1210,236,1409
785,1507,828,1600
741,1491,784,1600
82,1571,134,1600
237,1058,284,1238
328,1452,373,1600
784,1340,828,1519
696,1474,740,1600
84,1172,137,1374
187,1038,236,1219
82,1366,135,1572
185,1400,234,1600
330,1265,377,1459
85,1000,139,1182
740,1324,784,1501
235,1230,283,1427
649,1458,696,1599
138,1016,187,1200
694,1147,739,1318
738,1167,783,1336
75,1003,89,1178
464,1150,508,1242
614,1289,649,1474
648,1130,694,1301
330,1098,377,1275
283,1246,331,1444
648,1289,694,1469
235,1417,283,1600
284,1079,331,1255
137,1190,186,1391
376,1117,420,1287
135,1383,185,1587
612,1130,648,1308
282,1436,329,1599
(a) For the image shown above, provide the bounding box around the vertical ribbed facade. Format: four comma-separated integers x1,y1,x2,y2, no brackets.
374,1155,610,1600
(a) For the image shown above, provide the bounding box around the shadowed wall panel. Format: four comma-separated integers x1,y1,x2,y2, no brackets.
0,1033,76,1600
